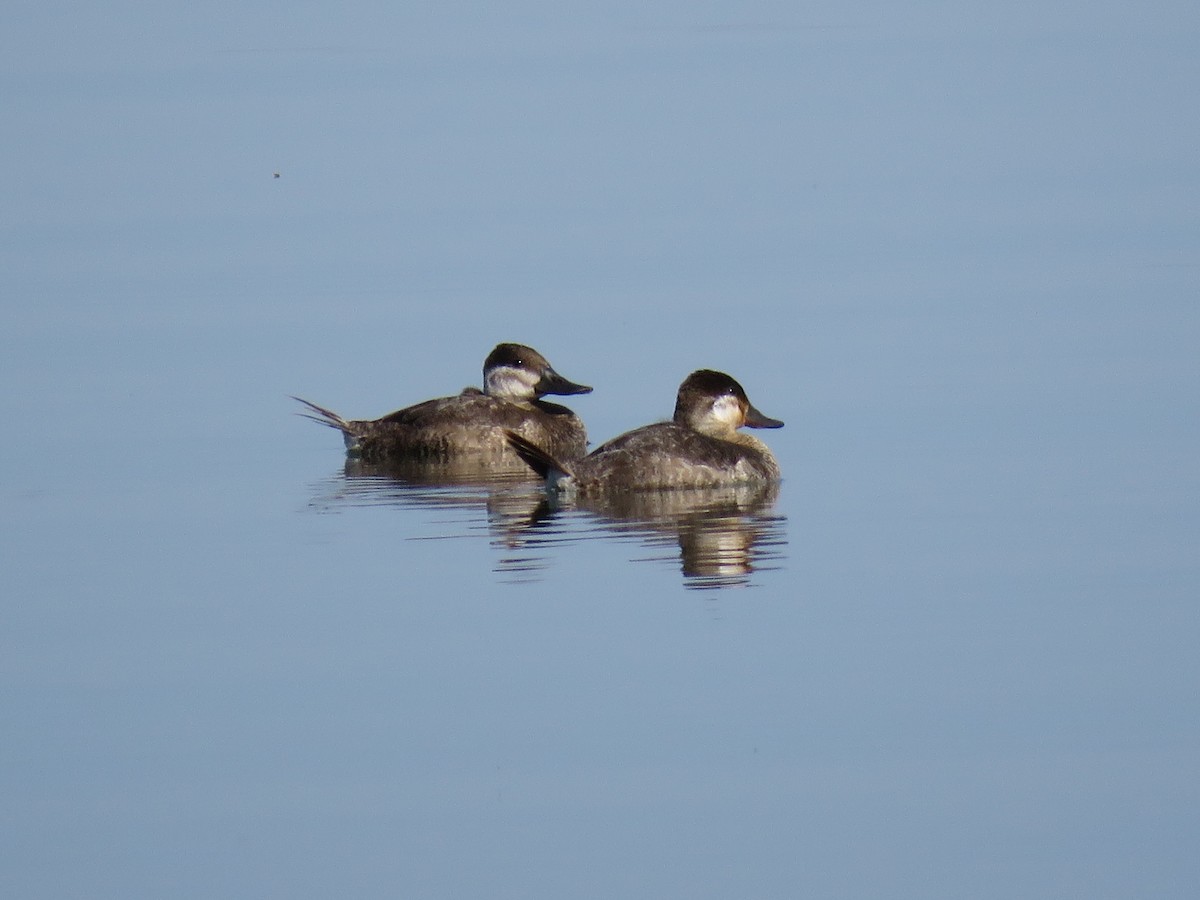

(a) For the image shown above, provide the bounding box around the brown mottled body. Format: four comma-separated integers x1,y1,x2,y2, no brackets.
295,342,591,467
564,422,780,490
339,391,588,463
507,369,783,493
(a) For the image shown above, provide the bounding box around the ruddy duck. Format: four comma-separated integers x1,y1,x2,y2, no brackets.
295,343,592,464
506,369,782,491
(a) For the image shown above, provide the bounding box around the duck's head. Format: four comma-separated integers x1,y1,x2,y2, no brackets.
483,343,593,401
673,369,783,437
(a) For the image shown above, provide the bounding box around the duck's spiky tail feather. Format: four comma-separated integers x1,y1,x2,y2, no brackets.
291,396,352,434
505,430,574,487
292,396,369,455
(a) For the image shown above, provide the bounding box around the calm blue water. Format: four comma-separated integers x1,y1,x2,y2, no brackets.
3,3,1199,898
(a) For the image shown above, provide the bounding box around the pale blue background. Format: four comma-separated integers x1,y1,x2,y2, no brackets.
2,2,1198,898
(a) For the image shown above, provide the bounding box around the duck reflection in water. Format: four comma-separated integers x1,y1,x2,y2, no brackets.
565,481,785,589
306,462,784,589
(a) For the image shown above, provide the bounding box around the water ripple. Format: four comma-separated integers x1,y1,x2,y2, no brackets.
304,459,786,589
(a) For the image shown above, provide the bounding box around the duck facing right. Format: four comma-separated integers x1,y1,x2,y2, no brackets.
507,368,783,492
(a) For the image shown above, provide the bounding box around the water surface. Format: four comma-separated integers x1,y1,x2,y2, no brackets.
3,3,1199,898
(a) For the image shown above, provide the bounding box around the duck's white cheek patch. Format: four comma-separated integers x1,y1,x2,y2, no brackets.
713,396,742,426
486,367,533,398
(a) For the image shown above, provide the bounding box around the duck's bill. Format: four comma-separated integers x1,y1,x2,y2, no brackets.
536,369,593,396
744,404,784,428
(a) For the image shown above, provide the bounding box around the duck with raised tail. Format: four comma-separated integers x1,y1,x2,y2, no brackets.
295,342,593,464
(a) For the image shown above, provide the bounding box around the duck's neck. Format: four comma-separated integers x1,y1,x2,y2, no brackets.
727,431,781,476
